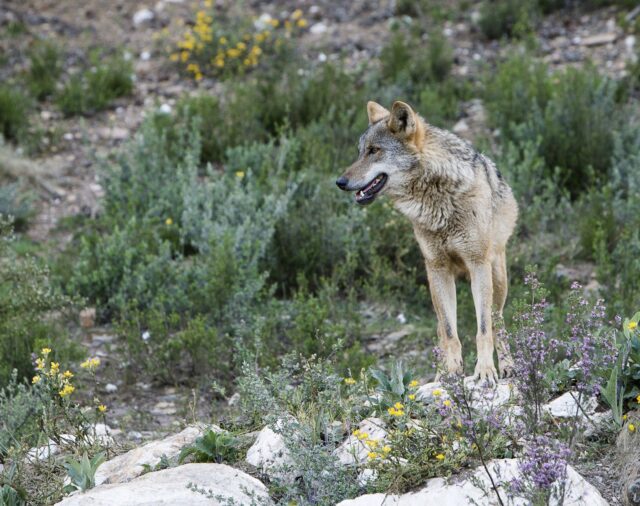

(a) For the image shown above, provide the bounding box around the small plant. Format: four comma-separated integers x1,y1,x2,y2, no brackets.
26,41,62,101
0,184,32,232
56,52,133,116
178,429,239,464
0,86,31,142
478,0,538,40
167,5,308,80
63,452,106,493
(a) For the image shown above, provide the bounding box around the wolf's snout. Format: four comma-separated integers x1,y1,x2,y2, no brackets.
335,176,349,190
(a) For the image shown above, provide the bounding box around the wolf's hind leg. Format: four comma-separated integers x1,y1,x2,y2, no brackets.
492,251,514,378
427,267,463,375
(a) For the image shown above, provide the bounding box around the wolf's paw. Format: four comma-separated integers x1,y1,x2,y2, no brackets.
473,361,498,385
445,355,464,376
498,360,515,378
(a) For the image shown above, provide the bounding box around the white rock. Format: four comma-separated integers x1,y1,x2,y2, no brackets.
310,22,328,35
133,8,154,25
336,459,607,506
27,434,75,462
105,383,118,393
140,51,151,61
227,392,240,406
417,377,516,412
158,103,172,115
55,463,272,505
91,423,120,445
246,424,295,482
334,418,387,466
254,13,274,31
318,52,327,62
95,425,216,485
543,391,598,419
581,33,617,46
584,410,613,438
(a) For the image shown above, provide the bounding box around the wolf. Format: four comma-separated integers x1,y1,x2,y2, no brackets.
336,101,518,382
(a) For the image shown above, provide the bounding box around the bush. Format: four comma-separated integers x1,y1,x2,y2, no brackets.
0,219,76,387
26,41,62,101
485,57,622,196
0,184,32,232
56,52,133,116
478,0,538,40
0,86,31,142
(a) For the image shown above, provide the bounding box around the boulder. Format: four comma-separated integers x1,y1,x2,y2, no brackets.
417,377,516,412
334,418,387,466
617,413,640,505
543,391,598,419
246,424,295,482
55,463,272,505
95,425,216,485
336,459,607,506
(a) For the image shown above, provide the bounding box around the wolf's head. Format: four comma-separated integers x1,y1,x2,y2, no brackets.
336,100,424,205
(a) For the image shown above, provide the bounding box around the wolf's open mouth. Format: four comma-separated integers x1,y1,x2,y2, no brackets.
355,174,387,205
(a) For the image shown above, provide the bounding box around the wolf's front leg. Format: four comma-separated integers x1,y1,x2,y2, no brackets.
469,261,499,383
427,267,463,375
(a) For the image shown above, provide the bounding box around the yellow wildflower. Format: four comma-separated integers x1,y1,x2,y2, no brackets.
409,380,419,388
285,20,292,30
81,357,100,370
432,389,442,397
394,402,404,410
187,63,200,74
268,19,279,27
297,19,308,28
387,407,405,417
227,48,241,58
204,0,213,7
435,453,445,461
236,41,247,50
41,347,52,356
356,431,369,441
443,399,452,407
382,445,392,454
629,321,638,331
408,394,416,401
98,404,107,413
32,375,41,384
170,53,179,62
344,377,356,385
365,439,379,449
59,384,75,398
255,33,266,43
623,414,628,421
637,394,640,404
214,55,225,68
243,58,251,66
629,423,636,433
195,72,203,81
35,358,45,370
235,171,245,179
165,217,173,226
291,9,303,20
251,46,262,56
367,451,378,459
49,362,60,375
181,51,190,62
219,36,228,45
63,370,74,379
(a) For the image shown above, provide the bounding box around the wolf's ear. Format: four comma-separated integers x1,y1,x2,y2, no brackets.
367,101,390,125
388,101,417,137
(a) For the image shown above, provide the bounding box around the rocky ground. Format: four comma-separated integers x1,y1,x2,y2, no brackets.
3,0,639,503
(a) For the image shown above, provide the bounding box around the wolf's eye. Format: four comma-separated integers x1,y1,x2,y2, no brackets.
368,146,380,155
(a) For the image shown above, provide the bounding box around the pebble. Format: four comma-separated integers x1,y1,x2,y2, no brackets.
310,22,328,35
105,383,118,393
133,8,154,26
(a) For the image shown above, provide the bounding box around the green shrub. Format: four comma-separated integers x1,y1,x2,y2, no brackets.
0,184,32,232
179,429,239,464
0,219,76,386
26,41,62,101
56,53,133,116
0,86,31,142
478,0,538,40
486,57,621,196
